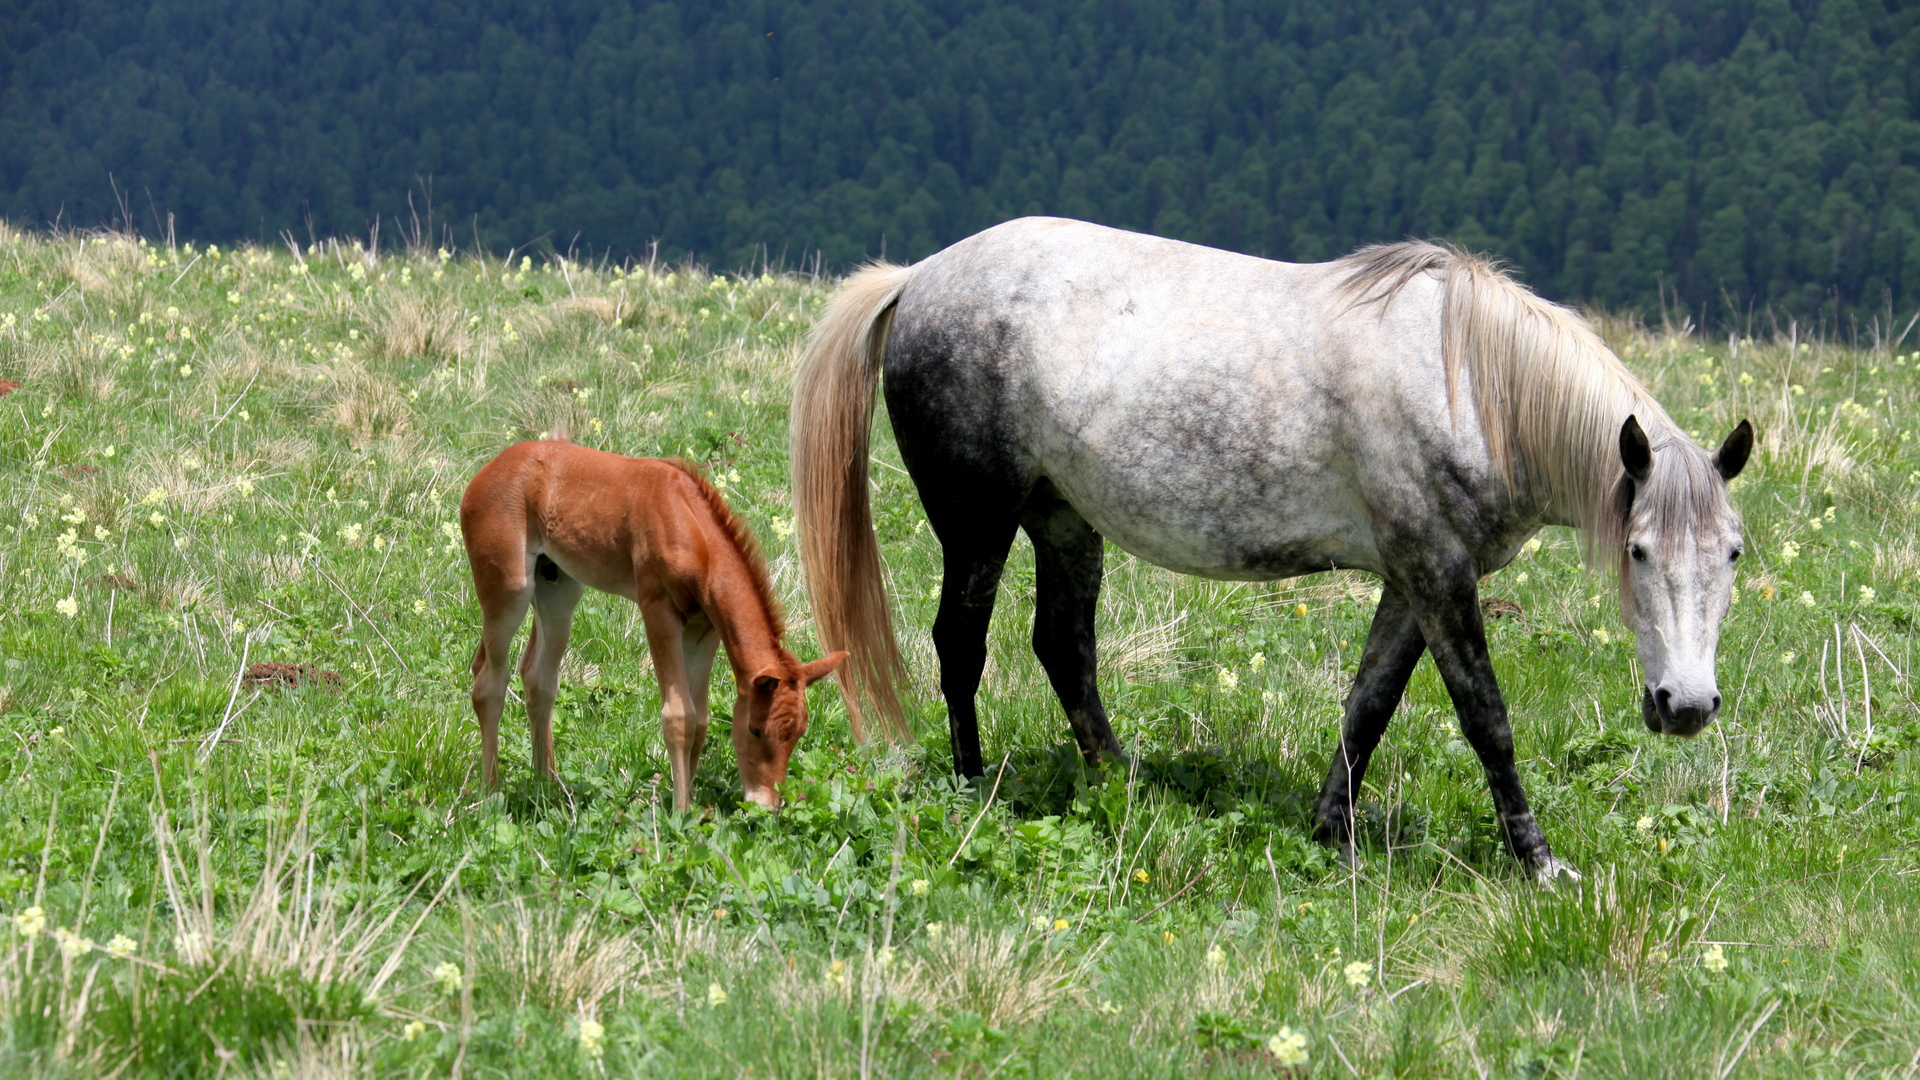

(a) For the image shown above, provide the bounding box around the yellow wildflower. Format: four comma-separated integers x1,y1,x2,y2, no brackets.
577,1016,604,1058
1266,1027,1309,1066
1701,944,1728,973
13,907,46,937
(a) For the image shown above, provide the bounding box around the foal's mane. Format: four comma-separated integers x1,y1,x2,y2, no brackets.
1335,242,1724,568
664,458,787,642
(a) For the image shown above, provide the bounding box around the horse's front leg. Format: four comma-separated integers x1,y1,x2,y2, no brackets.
1312,587,1427,865
639,601,702,813
1399,554,1576,882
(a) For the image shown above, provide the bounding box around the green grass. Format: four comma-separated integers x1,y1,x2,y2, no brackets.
0,222,1916,1077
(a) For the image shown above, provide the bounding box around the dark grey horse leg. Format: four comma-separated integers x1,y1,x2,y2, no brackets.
1312,587,1426,860
1021,482,1123,765
930,518,1020,779
1398,557,1573,879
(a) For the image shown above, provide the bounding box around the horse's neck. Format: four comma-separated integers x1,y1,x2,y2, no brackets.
683,519,785,679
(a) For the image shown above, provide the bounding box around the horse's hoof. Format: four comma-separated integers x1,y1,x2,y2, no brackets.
1533,855,1581,885
1333,844,1365,874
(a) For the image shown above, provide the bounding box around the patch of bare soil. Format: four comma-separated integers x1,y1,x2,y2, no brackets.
242,662,344,690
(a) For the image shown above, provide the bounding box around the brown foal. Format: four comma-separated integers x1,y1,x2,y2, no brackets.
460,441,847,810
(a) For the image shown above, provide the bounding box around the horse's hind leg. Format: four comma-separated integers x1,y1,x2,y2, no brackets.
1022,482,1123,765
1312,587,1426,863
520,555,584,781
930,513,1021,780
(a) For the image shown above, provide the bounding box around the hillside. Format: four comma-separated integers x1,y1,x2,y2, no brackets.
3,0,1918,322
0,224,1917,1075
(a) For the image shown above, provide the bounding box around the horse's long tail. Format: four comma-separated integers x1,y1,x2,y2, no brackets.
790,262,916,742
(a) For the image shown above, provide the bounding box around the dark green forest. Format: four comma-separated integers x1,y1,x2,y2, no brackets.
3,0,1918,324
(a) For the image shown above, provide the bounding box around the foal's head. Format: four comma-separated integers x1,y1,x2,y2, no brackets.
732,651,850,808
1615,416,1753,737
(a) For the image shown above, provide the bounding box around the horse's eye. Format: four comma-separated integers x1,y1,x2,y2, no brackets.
748,725,764,739
1629,544,1646,563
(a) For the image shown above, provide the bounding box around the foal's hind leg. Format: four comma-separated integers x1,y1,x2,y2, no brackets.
469,554,534,792
1022,483,1123,765
1312,587,1427,864
519,556,585,782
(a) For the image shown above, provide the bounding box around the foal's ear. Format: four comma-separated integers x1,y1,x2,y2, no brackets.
751,668,785,694
799,651,850,685
1713,419,1753,482
1619,415,1652,485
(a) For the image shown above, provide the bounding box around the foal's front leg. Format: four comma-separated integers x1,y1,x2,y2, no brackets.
640,601,706,813
679,616,721,799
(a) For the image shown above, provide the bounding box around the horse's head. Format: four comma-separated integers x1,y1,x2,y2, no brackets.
1616,416,1753,737
732,651,850,807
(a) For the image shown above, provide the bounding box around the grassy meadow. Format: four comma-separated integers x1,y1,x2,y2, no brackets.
0,223,1917,1077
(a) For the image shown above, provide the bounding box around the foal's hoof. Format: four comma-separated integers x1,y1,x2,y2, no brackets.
1532,855,1582,886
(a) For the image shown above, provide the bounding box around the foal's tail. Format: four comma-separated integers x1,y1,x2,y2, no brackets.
790,262,917,743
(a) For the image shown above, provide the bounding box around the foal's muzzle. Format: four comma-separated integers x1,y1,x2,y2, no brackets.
1642,685,1721,737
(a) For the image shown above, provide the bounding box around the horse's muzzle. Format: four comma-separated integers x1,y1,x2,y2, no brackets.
1643,685,1720,737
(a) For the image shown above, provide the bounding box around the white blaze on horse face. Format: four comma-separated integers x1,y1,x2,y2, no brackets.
1624,514,1742,738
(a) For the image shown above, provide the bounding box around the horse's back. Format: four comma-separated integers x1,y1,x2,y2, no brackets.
885,219,1469,579
463,441,704,598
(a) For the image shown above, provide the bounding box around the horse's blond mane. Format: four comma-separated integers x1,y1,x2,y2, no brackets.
1336,241,1723,570
663,457,787,644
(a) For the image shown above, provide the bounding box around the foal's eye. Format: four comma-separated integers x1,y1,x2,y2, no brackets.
1629,544,1647,563
748,725,764,740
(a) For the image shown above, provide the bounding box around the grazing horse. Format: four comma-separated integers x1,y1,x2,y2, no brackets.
790,217,1751,879
461,441,846,811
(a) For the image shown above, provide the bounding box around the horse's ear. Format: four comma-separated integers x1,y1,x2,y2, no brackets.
1713,419,1753,482
751,668,784,694
1619,415,1652,485
800,651,849,685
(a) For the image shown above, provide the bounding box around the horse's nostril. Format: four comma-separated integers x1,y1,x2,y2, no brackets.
1711,694,1722,714
1655,687,1673,718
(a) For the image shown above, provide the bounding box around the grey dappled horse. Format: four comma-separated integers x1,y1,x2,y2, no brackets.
791,217,1751,879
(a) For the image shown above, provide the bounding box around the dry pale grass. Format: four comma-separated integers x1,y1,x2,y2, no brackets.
552,295,619,325
13,334,121,402
131,450,233,513
1098,560,1194,685
154,809,454,1009
54,233,152,299
1875,536,1920,583
309,360,412,447
475,895,655,1014
375,294,473,362
234,1026,370,1080
884,925,1087,1027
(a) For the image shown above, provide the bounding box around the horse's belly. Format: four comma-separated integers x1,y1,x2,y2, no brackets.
1050,463,1381,579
